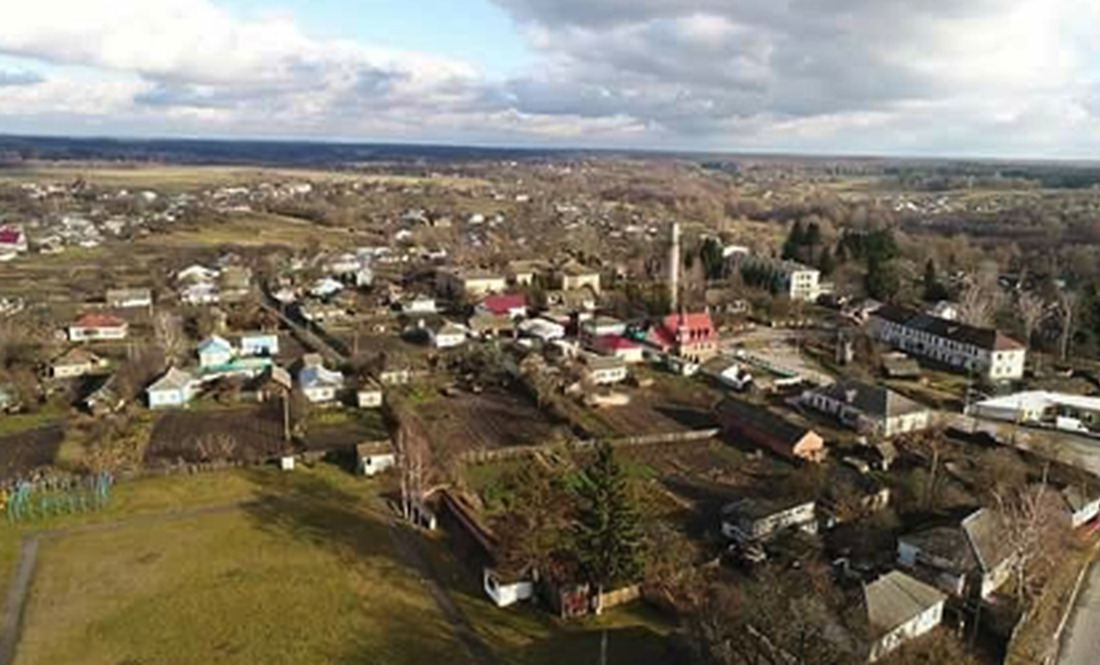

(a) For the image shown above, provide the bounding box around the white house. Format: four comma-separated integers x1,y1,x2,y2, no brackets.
864,571,947,662
431,322,467,349
357,382,384,409
869,305,1026,381
720,497,817,543
402,296,438,315
106,288,153,309
311,277,344,299
50,348,106,379
584,355,628,385
299,358,344,403
68,314,129,342
518,318,566,342
198,335,235,369
239,332,280,357
147,367,196,409
181,282,220,305
356,440,396,476
801,380,933,438
177,264,219,283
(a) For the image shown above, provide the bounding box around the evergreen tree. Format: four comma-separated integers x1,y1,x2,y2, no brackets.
865,256,900,302
700,237,725,280
782,221,805,261
573,443,646,587
922,258,949,302
817,247,836,277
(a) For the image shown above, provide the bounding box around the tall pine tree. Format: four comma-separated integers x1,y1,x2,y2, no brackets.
573,443,646,587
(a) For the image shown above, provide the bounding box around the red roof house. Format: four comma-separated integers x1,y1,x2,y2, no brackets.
594,335,645,363
477,294,528,319
68,313,129,342
0,226,27,253
647,311,717,363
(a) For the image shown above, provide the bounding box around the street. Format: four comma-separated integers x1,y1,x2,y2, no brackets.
1058,560,1100,665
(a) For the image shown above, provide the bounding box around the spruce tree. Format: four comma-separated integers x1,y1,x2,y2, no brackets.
573,443,645,587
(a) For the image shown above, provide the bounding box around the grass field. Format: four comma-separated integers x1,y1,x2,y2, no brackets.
2,465,679,665
145,211,361,248
0,164,489,193
14,476,467,665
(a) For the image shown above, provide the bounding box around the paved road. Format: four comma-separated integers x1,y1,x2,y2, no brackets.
943,414,1100,477
1058,559,1100,665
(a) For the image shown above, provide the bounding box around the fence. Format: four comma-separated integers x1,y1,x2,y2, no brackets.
3,472,114,523
460,428,721,465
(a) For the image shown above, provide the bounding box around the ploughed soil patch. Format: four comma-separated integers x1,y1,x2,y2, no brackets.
0,425,65,482
147,406,287,467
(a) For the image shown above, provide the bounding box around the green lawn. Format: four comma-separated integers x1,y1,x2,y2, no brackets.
412,530,679,665
3,464,681,665
12,467,473,665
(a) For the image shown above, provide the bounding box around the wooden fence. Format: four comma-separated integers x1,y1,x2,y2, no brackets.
460,428,721,465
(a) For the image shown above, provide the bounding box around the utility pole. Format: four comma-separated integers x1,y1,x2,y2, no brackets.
282,391,291,442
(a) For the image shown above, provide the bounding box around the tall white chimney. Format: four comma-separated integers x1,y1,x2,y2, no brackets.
669,222,681,312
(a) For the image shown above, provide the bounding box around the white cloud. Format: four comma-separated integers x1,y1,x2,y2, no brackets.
0,0,1098,155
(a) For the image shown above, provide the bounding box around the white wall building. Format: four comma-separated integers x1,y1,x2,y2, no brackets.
869,305,1026,381
864,571,947,662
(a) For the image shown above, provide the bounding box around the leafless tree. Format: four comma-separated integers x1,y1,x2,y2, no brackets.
996,486,1074,608
1058,290,1079,362
684,567,855,665
196,433,239,462
390,398,433,522
1015,290,1046,352
154,311,186,362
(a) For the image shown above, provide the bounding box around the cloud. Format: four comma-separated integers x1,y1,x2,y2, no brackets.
0,69,42,87
0,0,1098,155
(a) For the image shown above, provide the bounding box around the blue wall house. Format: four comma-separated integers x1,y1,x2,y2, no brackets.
147,367,197,409
198,335,235,369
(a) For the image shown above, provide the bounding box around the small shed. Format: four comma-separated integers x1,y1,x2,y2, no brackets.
356,440,395,476
357,382,384,409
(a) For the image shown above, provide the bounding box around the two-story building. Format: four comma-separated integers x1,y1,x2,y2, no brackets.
436,268,508,299
738,257,822,302
647,311,718,363
869,305,1026,381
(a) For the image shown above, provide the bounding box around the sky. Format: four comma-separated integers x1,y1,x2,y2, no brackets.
1,0,1099,158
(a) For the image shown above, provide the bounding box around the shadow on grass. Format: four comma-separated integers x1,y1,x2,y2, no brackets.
653,405,718,430
510,624,683,665
239,467,398,564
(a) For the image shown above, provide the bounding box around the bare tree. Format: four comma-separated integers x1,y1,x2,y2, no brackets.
997,486,1074,608
1015,290,1046,352
1058,290,1079,362
196,433,239,462
390,398,433,523
957,283,997,328
955,262,1005,328
154,311,186,363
